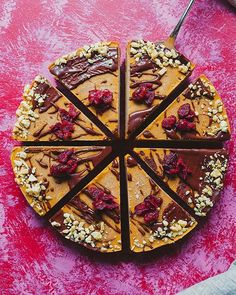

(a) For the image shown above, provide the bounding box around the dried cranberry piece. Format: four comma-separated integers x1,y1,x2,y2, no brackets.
50,150,78,178
134,194,162,224
87,187,102,199
176,119,196,132
162,115,177,130
59,104,80,122
178,103,195,121
132,83,155,106
134,202,150,216
87,186,119,211
163,153,191,180
163,153,179,175
144,211,159,224
176,158,192,180
57,150,74,164
144,195,163,210
88,89,113,112
50,121,74,140
50,162,77,177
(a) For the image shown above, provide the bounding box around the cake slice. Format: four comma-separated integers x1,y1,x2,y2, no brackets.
12,75,106,141
126,39,194,136
125,155,197,252
11,146,111,216
50,158,121,253
49,41,120,136
134,148,228,217
138,75,230,140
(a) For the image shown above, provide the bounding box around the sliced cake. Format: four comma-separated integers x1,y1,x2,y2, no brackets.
125,155,197,252
138,75,230,140
11,146,111,216
126,39,194,136
50,158,121,252
12,75,106,141
134,148,228,217
49,41,120,136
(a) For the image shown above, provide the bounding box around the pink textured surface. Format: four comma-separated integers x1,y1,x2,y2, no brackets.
0,0,236,294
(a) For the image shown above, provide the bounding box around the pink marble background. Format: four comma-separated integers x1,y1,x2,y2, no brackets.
0,0,236,294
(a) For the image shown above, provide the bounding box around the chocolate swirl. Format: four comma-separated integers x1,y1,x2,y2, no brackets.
50,48,118,90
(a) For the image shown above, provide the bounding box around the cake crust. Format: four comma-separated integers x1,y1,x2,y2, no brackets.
11,146,111,216
50,158,122,252
126,39,194,136
12,75,105,141
126,155,197,252
134,148,228,217
49,41,120,136
138,75,231,141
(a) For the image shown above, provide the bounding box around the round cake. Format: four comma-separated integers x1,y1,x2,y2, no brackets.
11,41,230,253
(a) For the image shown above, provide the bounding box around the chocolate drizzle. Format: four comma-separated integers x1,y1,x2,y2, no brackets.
128,107,155,133
50,48,118,90
163,202,191,223
74,122,102,136
126,156,137,167
39,86,62,113
130,74,162,89
83,186,121,226
33,82,61,113
143,130,155,139
131,56,157,75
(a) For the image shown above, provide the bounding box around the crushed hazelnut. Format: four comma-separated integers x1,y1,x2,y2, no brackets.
130,40,191,75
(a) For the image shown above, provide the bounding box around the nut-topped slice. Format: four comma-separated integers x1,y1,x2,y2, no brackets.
126,39,194,136
12,75,106,141
11,146,111,216
125,155,197,252
134,148,228,217
138,75,230,140
49,42,120,137
50,158,121,253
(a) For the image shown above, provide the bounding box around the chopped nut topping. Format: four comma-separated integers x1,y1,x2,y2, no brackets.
13,150,51,215
152,218,194,240
53,213,111,249
130,40,191,75
54,42,111,66
184,78,229,137
194,153,228,216
13,75,50,139
206,99,228,135
185,78,215,100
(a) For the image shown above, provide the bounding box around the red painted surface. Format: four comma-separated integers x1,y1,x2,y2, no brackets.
0,0,236,294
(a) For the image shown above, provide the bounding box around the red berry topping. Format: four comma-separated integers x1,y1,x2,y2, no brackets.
178,103,195,121
50,121,74,140
132,83,155,106
144,194,163,210
134,194,163,224
59,104,80,122
49,104,80,140
144,210,159,224
176,119,196,132
50,150,78,178
163,153,191,180
87,186,119,211
134,202,150,216
88,89,113,112
57,150,75,164
162,115,177,130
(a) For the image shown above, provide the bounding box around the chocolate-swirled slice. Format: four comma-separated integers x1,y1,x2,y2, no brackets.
11,146,111,216
12,75,106,141
49,42,120,137
125,155,197,253
50,158,121,253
